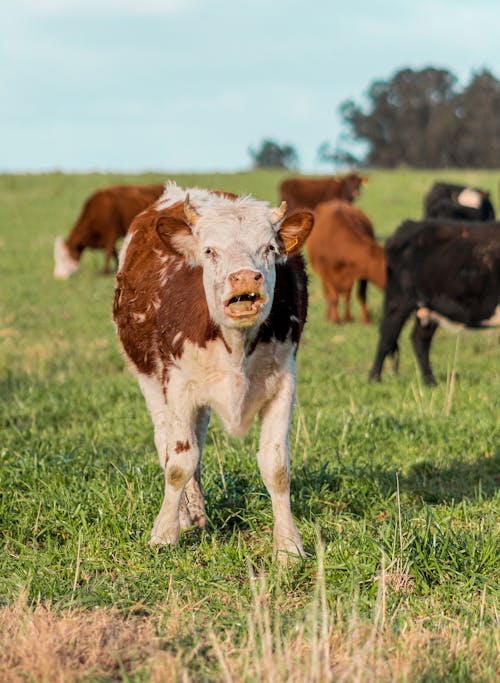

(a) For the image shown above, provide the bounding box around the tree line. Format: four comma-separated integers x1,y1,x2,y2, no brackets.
250,67,500,169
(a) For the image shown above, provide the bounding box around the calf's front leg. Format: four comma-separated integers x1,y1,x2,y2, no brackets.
257,368,304,560
149,406,200,547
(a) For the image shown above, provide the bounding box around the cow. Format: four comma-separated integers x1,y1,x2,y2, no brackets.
307,200,385,324
369,219,500,385
112,181,314,560
54,183,165,278
423,181,495,221
279,172,368,211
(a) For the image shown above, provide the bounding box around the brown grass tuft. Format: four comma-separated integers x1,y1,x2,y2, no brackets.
0,594,179,683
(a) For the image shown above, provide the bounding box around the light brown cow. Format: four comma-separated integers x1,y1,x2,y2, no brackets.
279,172,368,211
113,182,314,559
54,183,165,278
307,200,385,324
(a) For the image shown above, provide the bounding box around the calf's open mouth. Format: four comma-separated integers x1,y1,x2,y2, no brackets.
224,292,265,317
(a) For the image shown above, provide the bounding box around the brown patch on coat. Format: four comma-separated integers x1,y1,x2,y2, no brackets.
175,440,190,453
113,198,227,375
167,466,187,490
273,466,290,494
279,172,367,211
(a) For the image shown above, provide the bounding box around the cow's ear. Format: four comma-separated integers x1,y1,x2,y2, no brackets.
155,215,200,264
277,210,314,256
155,196,201,264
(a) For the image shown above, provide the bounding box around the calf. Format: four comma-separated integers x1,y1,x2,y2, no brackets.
279,172,368,211
307,200,385,323
113,182,314,559
369,219,500,384
54,183,165,278
424,181,495,221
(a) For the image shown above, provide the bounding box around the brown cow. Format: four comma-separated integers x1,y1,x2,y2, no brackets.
307,200,385,324
54,183,165,278
113,181,314,559
279,172,368,211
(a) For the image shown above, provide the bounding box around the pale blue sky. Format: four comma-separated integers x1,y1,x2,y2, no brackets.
1,0,498,173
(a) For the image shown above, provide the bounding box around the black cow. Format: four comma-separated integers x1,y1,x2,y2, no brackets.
424,182,495,221
369,219,500,385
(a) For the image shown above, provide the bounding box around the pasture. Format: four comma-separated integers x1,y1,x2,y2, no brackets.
0,170,499,682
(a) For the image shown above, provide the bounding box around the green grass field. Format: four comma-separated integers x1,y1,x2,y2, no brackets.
0,170,499,682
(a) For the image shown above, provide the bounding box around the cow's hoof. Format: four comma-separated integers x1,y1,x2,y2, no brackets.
423,375,437,387
368,372,380,382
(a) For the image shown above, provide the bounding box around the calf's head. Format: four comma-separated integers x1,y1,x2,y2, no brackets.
156,195,314,330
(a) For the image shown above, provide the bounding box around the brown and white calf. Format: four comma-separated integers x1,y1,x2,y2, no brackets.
113,182,314,558
54,183,165,278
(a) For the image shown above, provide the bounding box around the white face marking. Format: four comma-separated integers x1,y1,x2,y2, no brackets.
195,201,281,331
457,188,481,209
158,184,283,333
53,237,79,279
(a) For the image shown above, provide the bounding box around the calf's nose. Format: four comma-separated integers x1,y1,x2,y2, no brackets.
228,269,263,286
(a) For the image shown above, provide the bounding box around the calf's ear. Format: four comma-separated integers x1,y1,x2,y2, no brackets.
155,196,200,264
277,210,314,256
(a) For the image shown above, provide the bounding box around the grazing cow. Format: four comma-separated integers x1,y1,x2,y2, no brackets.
54,183,165,278
279,172,368,211
113,182,314,559
424,181,495,221
369,219,500,385
307,201,385,324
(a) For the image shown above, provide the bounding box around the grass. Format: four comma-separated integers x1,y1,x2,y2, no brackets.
0,169,499,681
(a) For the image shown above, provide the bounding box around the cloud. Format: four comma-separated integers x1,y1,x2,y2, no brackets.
15,0,196,15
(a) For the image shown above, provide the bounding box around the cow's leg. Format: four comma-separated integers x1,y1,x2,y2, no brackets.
321,278,340,323
342,289,354,322
179,407,210,530
137,374,201,545
369,303,412,381
257,369,303,560
357,279,370,324
149,403,200,546
102,241,117,274
411,318,438,385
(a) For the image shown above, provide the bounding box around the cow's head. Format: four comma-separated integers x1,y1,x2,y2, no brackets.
54,237,80,279
156,193,314,331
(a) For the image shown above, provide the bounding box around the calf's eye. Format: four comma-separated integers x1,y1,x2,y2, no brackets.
266,244,276,254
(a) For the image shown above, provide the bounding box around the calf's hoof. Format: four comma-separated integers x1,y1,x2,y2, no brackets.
149,521,180,547
273,530,304,565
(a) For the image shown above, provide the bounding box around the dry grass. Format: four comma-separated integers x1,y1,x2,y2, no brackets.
0,594,180,683
2,567,498,683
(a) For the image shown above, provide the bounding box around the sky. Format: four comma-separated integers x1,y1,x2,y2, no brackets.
1,0,499,173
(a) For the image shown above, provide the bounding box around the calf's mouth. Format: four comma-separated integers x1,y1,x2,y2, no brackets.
224,291,266,318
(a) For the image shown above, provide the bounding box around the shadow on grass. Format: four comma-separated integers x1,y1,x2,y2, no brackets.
288,451,499,520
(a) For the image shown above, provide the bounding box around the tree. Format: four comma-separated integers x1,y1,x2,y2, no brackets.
249,139,299,169
336,66,500,167
317,140,360,169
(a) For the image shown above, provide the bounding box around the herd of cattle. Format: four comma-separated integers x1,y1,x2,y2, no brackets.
52,174,499,556
54,173,500,386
